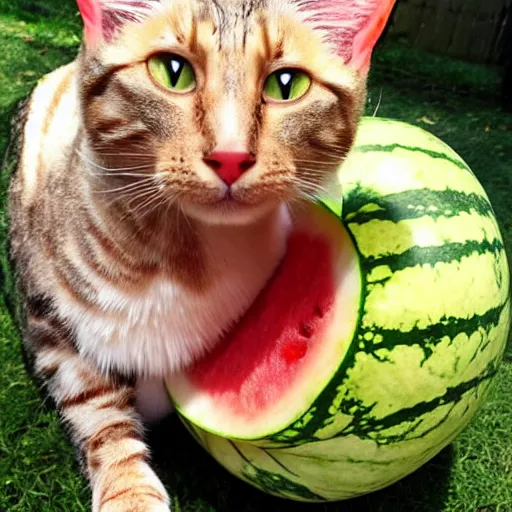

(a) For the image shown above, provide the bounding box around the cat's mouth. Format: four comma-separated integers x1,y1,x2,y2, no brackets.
181,189,278,226
212,188,249,206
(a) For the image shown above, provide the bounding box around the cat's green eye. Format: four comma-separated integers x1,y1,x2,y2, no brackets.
148,53,196,92
263,69,311,102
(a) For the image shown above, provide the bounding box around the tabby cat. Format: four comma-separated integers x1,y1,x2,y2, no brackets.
7,0,394,510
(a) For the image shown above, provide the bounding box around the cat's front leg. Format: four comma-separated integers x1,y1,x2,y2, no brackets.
89,416,170,512
30,317,171,512
93,455,170,512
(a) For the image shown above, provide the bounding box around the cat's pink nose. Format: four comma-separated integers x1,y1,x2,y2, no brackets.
203,151,256,186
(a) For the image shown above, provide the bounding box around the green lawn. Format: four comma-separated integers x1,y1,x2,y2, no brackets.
1,2,511,511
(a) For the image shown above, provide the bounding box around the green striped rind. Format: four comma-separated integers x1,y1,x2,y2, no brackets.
258,118,510,448
344,188,494,225
176,118,511,501
352,117,477,178
183,361,499,501
355,143,473,174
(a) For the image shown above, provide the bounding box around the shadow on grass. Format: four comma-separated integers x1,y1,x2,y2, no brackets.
149,415,454,512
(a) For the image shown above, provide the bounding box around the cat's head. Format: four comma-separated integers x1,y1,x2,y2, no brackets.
77,0,394,225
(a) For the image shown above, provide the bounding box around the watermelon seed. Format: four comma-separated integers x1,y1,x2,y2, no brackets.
299,322,314,339
314,305,324,318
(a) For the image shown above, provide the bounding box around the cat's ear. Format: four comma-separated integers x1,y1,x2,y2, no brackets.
76,0,158,46
298,0,396,73
77,0,103,44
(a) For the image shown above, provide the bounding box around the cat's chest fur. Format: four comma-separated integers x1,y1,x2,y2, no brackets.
59,205,291,378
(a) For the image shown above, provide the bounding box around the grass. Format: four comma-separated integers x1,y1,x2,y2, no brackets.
0,1,511,511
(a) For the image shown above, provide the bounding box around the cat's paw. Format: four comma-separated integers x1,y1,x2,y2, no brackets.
93,461,170,512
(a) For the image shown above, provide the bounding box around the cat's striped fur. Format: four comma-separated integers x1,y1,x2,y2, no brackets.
7,0,394,510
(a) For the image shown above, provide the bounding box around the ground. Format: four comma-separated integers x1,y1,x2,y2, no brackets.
0,1,511,511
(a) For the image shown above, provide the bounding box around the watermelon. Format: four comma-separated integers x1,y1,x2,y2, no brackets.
166,117,511,502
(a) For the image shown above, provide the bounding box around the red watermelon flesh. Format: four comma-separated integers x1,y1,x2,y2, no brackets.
167,204,362,440
189,231,334,418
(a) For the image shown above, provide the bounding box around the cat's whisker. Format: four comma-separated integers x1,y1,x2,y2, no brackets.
372,88,384,117
293,169,335,183
110,182,160,209
138,187,181,222
101,185,162,210
126,183,172,217
96,177,158,195
178,201,194,232
77,149,156,174
148,191,175,218
94,140,153,151
101,165,156,173
310,142,353,155
313,140,353,151
137,194,169,220
95,152,155,157
293,157,337,166
162,193,178,220
118,190,160,223
125,187,163,208
289,175,340,204
93,171,156,181
95,155,155,163
310,149,349,160
292,188,319,204
295,168,328,177
296,174,338,186
90,162,187,177
77,150,106,172
91,167,156,175
300,180,338,196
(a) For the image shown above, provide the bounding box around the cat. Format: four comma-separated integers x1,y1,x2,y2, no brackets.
7,0,394,510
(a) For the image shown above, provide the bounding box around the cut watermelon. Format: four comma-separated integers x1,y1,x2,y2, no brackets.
166,118,510,502
168,203,361,440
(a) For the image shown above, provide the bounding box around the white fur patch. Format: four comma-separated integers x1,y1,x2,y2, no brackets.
21,64,78,203
216,94,245,151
